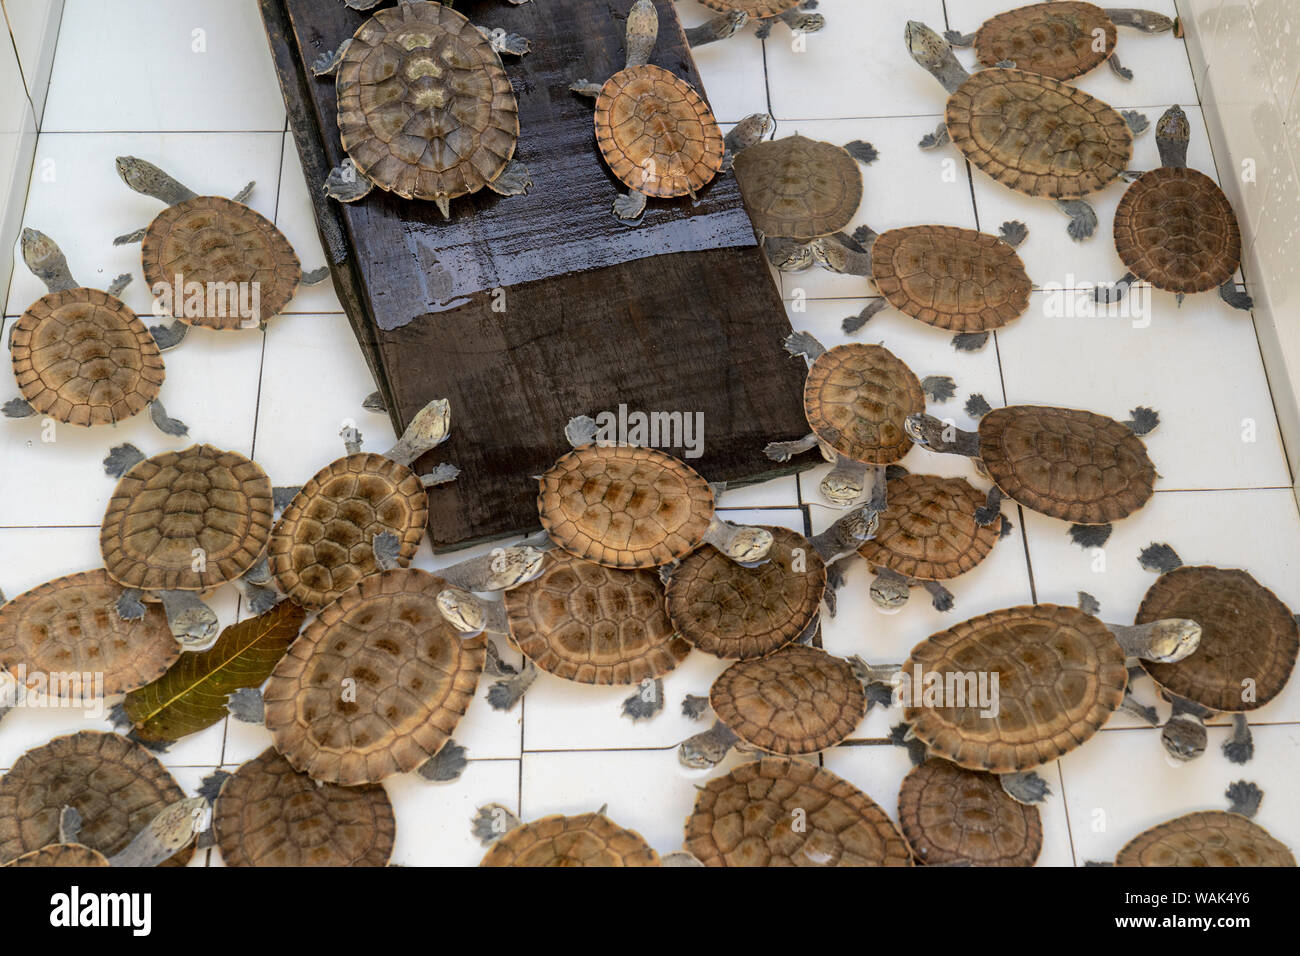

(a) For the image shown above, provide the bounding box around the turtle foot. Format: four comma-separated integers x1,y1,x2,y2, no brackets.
1057,200,1098,241
1000,771,1050,805
842,299,886,334
116,589,147,621
324,163,373,202
1122,110,1150,135
1069,523,1112,549
418,740,468,782
1219,280,1254,311
1139,542,1183,574
1226,780,1263,817
113,228,147,246
226,687,264,724
919,122,949,149
681,694,710,720
419,463,461,487
149,399,188,437
1223,735,1254,765
612,190,647,221
998,220,1029,247
1125,405,1160,436
622,680,664,722
1,397,34,418
965,393,993,418
302,265,330,285
487,160,531,197
951,332,989,352
148,321,189,352
921,375,956,403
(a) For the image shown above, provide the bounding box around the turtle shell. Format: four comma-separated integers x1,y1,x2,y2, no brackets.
711,644,866,754
537,444,715,569
684,757,913,866
903,604,1128,774
699,0,802,18
10,287,164,426
595,64,725,200
263,568,484,786
947,68,1131,199
1114,168,1242,294
214,748,395,866
857,473,999,581
0,731,191,866
732,134,863,241
804,343,924,465
2,844,110,867
269,452,428,610
1115,811,1296,867
665,525,826,660
870,225,1032,332
142,196,302,330
977,405,1156,524
479,812,660,867
1136,567,1298,713
897,758,1043,866
335,0,519,203
503,551,689,684
972,2,1117,81
0,569,179,697
100,444,274,592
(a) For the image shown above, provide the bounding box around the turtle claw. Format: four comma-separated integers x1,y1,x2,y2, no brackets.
226,687,265,724
621,680,664,721
418,740,469,782
1069,523,1112,549
116,589,147,621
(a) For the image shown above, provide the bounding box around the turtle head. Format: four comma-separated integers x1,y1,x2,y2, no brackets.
906,21,967,92
819,469,865,508
114,156,195,204
869,575,911,610
720,524,775,566
1142,618,1202,663
19,228,72,289
482,546,547,590
728,112,773,153
1155,105,1191,169
1161,713,1208,762
436,587,488,636
904,413,965,454
764,237,814,272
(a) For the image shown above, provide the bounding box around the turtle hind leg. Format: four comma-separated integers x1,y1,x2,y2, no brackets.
417,740,468,782
943,30,976,47
920,579,954,612
148,399,188,437
1094,272,1136,304
115,588,147,621
1119,667,1159,725
148,320,189,352
1225,780,1263,817
843,140,878,165
310,38,352,77
973,486,1004,527
1124,406,1160,436
621,679,665,722
1218,279,1253,311
1107,53,1134,81
1104,9,1176,33
569,80,603,98
612,189,648,222
921,375,956,403
683,11,746,46
113,227,147,246
763,432,819,462
226,687,265,724
1069,523,1112,549
919,122,950,150
485,653,537,712
1223,713,1254,764
1,397,34,419
842,300,886,335
485,160,531,197
1000,770,1051,805
324,163,373,203
951,332,989,352
1056,200,1098,241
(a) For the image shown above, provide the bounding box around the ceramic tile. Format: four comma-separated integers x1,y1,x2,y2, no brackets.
275,131,344,315
384,758,519,867
3,0,63,120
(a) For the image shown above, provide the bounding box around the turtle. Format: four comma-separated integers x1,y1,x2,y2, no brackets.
1096,106,1252,311
537,415,775,570
683,756,913,867
311,0,532,215
763,331,956,514
678,643,868,768
113,158,329,349
206,748,395,866
897,757,1043,866
0,731,196,866
906,20,1147,240
1132,543,1298,766
854,602,1202,804
99,442,275,648
2,229,185,435
473,804,661,867
905,394,1159,548
683,0,826,47
1,798,207,868
944,3,1178,83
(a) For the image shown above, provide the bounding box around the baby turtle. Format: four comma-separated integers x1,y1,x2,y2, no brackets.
764,331,955,512
679,644,867,767
856,469,1002,612
945,3,1177,82
684,0,825,47
100,443,275,648
209,748,395,866
0,731,195,866
1135,544,1298,765
906,395,1158,547
3,797,207,868
897,758,1043,866
1098,106,1251,311
684,757,913,867
473,805,661,866
3,229,183,434
907,20,1145,240
312,0,531,215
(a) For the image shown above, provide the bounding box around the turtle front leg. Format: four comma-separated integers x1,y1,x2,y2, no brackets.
106,273,133,298
869,567,912,610
477,26,530,56
943,30,976,47
485,160,532,197
417,740,468,782
764,432,819,462
621,678,665,722
1069,523,1113,548
1000,770,1051,805
158,590,220,649
471,803,523,846
148,400,188,437
324,163,373,203
951,332,990,352
310,39,352,78
483,641,537,711
919,579,954,612
1,397,35,419
973,486,1003,527
842,300,887,335
1119,666,1159,725
419,464,461,487
1223,713,1254,765
104,442,146,479
1107,52,1134,80
569,80,603,98
302,266,330,285
678,719,740,769
1056,199,1099,241
113,227,147,246
919,122,950,149
1122,110,1150,135
683,11,747,47
116,588,148,621
1103,9,1176,33
1218,278,1254,311
234,558,279,616
1161,697,1211,761
1094,272,1136,304
226,687,264,724
149,321,189,352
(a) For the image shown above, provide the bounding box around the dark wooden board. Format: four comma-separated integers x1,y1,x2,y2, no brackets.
261,0,813,550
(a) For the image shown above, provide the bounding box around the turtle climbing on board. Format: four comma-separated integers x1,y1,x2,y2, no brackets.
473,805,664,866
905,20,1147,240
1134,543,1298,765
945,2,1178,82
905,394,1159,548
3,229,185,435
1096,106,1252,311
684,0,826,47
312,0,532,215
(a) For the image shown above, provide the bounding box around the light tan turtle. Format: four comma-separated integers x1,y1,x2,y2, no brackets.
684,0,826,47
311,0,532,216
3,229,184,435
473,805,661,867
684,757,913,867
907,20,1146,240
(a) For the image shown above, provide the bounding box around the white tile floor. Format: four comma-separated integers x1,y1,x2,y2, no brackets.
0,0,1297,866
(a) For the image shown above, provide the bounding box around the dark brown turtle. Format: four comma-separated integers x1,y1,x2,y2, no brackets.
473,805,661,866
684,0,826,47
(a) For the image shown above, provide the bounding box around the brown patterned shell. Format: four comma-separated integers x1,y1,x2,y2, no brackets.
972,2,1117,81
732,134,863,240
1136,566,1298,713
2,844,110,867
269,453,428,610
665,525,826,660
1116,811,1297,867
335,1,518,202
480,812,661,867
857,473,999,581
870,225,1032,332
214,749,395,867
977,405,1156,524
684,757,913,867
699,0,803,18
10,288,164,426
711,644,866,754
595,64,725,199
804,343,924,464
897,758,1043,866
1114,167,1242,293
0,731,191,866
142,196,302,330
903,605,1128,774
0,569,179,697
263,568,484,786
100,444,274,592
537,444,715,569
946,68,1132,198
